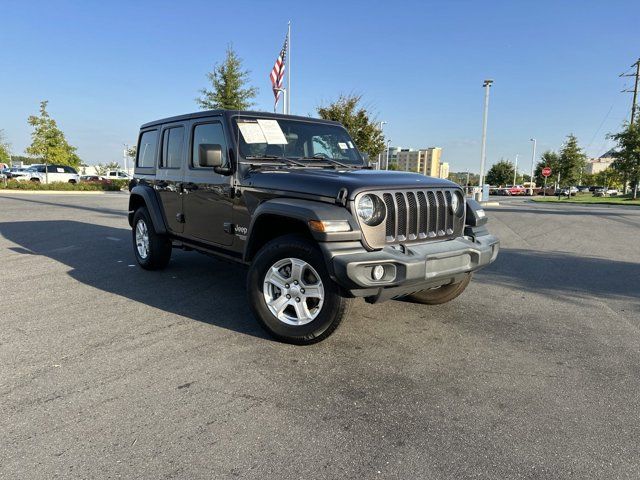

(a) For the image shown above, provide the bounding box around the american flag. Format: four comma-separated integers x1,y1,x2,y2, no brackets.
270,33,288,109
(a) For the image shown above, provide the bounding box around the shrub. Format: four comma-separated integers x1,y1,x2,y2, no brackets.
0,179,128,191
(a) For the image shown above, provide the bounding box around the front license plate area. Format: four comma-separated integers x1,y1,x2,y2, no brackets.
425,253,471,278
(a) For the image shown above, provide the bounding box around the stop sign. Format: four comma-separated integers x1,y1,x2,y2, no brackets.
542,167,552,177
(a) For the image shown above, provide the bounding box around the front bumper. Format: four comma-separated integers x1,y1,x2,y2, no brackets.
320,233,499,303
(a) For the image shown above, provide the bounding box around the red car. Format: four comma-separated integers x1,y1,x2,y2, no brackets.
505,185,526,195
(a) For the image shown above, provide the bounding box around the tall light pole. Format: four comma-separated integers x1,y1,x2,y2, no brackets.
512,154,519,185
385,139,392,170
378,121,387,169
529,138,537,195
479,79,493,201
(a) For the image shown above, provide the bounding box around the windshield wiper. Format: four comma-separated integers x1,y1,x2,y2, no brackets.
296,155,354,169
242,155,306,167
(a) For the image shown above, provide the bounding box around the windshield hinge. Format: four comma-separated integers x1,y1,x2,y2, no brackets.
335,188,348,207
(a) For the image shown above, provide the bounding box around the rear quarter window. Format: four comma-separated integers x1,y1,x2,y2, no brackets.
137,130,158,168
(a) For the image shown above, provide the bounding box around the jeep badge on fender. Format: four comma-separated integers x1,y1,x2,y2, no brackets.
128,110,499,345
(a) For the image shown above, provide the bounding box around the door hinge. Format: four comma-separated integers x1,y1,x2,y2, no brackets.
223,222,234,234
336,187,349,206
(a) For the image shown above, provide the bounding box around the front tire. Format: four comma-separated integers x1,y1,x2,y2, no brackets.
132,207,172,270
403,273,472,305
247,235,351,345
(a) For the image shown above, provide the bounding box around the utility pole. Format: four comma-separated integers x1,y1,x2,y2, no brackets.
385,139,392,170
512,154,519,185
479,79,493,201
620,58,640,124
529,139,537,195
378,121,387,169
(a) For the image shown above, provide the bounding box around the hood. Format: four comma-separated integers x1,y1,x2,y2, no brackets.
243,168,458,200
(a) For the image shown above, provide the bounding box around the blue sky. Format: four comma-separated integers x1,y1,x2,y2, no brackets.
1,0,638,172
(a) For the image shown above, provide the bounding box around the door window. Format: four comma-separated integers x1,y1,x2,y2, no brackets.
161,127,185,169
192,123,226,168
137,130,158,168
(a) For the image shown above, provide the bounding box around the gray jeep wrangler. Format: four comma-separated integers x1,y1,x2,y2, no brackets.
128,110,499,344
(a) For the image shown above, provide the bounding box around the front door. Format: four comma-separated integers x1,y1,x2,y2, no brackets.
182,120,233,245
156,124,186,234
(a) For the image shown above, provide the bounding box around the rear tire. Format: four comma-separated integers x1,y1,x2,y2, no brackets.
247,235,351,345
404,273,472,305
132,207,172,270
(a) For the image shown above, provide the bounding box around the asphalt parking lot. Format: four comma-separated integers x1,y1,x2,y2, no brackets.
1,192,639,480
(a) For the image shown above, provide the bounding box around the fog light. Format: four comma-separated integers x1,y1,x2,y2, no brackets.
371,265,385,281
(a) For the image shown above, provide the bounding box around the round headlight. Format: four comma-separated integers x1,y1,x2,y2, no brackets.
450,192,463,216
356,194,385,226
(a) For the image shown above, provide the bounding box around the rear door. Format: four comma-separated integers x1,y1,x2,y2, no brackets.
156,123,187,234
181,119,233,245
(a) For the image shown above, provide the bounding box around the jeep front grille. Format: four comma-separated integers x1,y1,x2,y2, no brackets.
357,188,464,249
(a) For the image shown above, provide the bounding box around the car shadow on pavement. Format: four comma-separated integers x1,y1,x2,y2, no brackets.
0,220,270,340
478,247,640,306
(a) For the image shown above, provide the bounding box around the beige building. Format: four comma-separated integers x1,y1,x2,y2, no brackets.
395,147,446,177
439,162,449,179
586,156,615,174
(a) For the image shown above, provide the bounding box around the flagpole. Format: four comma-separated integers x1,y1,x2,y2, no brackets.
287,21,291,115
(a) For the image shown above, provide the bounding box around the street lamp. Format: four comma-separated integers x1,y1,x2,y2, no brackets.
378,121,387,169
385,139,392,170
529,138,537,195
479,79,493,201
512,154,519,186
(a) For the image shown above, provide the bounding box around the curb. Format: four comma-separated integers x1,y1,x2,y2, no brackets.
0,189,127,196
480,201,500,207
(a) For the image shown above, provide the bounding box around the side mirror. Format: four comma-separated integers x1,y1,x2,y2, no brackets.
198,144,223,168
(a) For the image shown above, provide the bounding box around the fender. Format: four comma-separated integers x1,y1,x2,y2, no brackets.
244,198,362,259
128,185,168,235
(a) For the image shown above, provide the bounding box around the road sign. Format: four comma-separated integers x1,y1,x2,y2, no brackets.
542,167,552,177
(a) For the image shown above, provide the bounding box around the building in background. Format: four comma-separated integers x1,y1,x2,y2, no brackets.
379,146,405,169
395,147,443,177
438,162,449,179
586,151,616,174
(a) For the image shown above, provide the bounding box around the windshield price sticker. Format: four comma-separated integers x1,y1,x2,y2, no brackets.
238,122,267,144
347,141,354,149
338,142,348,150
256,119,288,144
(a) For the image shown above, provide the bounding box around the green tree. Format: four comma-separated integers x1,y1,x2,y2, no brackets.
557,134,587,186
0,130,11,164
534,151,560,185
26,101,81,167
317,94,385,159
608,123,640,199
486,160,515,186
593,167,623,190
126,145,137,162
197,45,258,110
95,161,121,176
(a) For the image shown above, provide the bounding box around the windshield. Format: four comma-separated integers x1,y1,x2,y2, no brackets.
233,116,364,166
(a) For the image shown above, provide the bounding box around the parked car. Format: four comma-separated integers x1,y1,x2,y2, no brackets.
594,188,619,197
128,110,499,344
6,167,30,179
16,164,80,184
105,170,132,180
555,186,578,196
537,186,556,196
589,185,604,192
577,186,590,193
505,185,526,195
80,175,111,184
